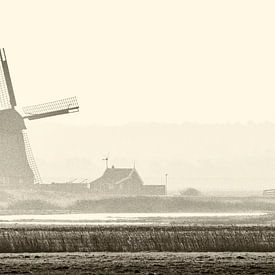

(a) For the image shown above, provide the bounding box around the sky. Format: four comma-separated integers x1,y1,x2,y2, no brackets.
1,1,275,193
1,0,275,126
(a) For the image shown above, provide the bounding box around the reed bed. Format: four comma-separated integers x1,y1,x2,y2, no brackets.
0,225,274,253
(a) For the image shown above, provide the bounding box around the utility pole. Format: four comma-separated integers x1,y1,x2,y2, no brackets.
165,173,168,195
102,156,109,169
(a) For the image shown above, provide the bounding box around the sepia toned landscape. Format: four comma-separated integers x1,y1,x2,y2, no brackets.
1,0,275,274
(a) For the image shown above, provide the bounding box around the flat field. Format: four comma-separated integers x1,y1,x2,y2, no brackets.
1,193,275,274
0,252,274,274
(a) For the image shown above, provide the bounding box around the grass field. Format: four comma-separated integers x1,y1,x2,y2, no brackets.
0,225,275,253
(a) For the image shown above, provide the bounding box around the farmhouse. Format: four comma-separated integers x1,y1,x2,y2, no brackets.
89,166,165,196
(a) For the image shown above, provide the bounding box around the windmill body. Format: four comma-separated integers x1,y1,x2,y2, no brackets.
0,49,79,185
0,108,33,184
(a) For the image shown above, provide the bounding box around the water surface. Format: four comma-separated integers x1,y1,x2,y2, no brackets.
0,212,267,225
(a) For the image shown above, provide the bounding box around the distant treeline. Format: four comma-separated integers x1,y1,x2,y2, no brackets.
4,196,275,213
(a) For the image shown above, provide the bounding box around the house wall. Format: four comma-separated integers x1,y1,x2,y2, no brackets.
89,183,166,196
89,183,140,195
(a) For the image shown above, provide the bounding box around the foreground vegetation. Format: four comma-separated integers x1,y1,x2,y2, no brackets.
0,225,275,253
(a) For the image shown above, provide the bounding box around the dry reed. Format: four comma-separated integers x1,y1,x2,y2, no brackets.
0,225,274,253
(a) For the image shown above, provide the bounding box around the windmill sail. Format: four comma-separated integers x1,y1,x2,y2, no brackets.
22,130,42,184
0,49,79,186
23,96,79,120
0,48,17,108
0,50,11,110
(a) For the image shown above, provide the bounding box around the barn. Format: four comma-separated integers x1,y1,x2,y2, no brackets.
89,166,165,196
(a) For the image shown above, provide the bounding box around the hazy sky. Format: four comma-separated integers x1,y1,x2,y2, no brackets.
1,0,275,126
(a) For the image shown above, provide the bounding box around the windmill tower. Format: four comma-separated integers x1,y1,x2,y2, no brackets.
0,49,79,185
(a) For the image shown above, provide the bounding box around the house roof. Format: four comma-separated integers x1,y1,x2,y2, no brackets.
90,167,143,185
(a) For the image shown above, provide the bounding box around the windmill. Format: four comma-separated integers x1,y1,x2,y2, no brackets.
0,48,79,185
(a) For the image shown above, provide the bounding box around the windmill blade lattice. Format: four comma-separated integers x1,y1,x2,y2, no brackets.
23,96,79,120
22,130,42,184
0,49,79,186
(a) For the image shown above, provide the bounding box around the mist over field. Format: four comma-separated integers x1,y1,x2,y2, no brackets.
26,121,275,194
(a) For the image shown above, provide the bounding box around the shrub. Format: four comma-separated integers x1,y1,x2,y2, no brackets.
180,188,201,196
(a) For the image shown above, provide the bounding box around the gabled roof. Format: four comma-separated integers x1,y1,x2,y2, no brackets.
90,167,144,185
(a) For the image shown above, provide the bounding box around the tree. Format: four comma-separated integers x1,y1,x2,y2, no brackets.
179,188,201,196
